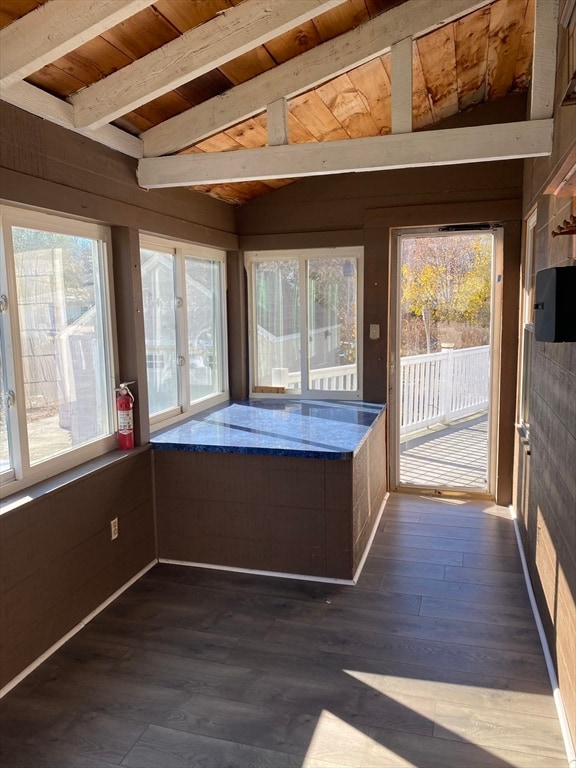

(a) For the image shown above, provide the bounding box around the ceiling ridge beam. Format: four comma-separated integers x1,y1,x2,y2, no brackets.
142,0,494,157
137,120,553,188
2,82,143,159
0,0,156,90
71,0,348,130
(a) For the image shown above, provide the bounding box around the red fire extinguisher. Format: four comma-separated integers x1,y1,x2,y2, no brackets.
116,382,135,450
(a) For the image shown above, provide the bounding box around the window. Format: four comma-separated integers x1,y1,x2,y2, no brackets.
518,209,537,434
140,236,228,426
245,247,362,398
0,205,116,495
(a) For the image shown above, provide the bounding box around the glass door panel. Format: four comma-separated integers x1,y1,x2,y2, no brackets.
395,231,496,492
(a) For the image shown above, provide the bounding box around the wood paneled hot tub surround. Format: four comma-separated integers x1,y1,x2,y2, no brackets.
151,400,386,581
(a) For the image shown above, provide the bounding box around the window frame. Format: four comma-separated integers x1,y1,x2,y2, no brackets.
245,246,363,400
0,204,118,497
517,208,537,437
139,234,229,431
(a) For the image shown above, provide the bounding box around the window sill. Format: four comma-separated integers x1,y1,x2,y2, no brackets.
149,392,230,435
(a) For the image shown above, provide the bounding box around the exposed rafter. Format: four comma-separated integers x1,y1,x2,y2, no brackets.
391,38,413,134
142,0,494,157
137,120,553,188
0,0,156,90
0,0,558,205
530,0,559,119
70,0,348,130
267,99,289,147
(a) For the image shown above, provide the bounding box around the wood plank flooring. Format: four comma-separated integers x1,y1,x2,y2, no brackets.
0,493,568,767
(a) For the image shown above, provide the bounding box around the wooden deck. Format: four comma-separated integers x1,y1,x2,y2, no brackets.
400,413,489,489
0,493,567,768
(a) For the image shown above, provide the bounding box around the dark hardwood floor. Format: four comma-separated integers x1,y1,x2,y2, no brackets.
0,493,567,767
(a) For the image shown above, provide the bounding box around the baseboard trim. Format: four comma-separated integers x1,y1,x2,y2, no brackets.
158,558,355,585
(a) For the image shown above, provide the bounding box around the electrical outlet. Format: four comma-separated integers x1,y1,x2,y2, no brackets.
110,517,119,540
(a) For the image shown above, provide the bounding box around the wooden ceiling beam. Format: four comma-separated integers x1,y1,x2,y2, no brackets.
137,119,553,187
2,82,143,158
71,0,349,130
0,0,156,90
530,0,559,119
267,99,289,146
391,38,413,134
142,0,494,157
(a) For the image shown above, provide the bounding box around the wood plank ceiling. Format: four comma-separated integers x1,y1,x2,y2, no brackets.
0,0,536,205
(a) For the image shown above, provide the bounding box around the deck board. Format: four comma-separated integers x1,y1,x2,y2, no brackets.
0,493,567,768
400,413,489,489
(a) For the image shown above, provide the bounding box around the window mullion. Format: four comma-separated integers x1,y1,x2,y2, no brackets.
95,237,115,437
216,259,227,394
247,262,257,393
299,256,309,394
174,249,189,412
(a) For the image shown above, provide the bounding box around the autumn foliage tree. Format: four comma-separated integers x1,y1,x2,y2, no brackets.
401,234,492,354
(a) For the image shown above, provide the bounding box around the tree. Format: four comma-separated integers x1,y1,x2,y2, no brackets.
401,234,492,354
453,239,492,326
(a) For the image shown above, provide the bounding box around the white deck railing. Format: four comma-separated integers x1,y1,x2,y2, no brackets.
286,364,357,391
400,345,489,436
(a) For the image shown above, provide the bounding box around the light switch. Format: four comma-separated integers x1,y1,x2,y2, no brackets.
369,324,380,340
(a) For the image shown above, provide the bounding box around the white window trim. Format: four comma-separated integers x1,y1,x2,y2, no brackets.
245,246,364,400
0,204,118,498
139,234,229,432
517,208,537,436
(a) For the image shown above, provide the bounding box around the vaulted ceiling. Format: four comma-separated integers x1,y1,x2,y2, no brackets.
0,0,558,205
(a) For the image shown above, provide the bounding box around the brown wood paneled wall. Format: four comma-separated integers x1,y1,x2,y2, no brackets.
515,197,576,746
236,159,524,238
0,102,237,250
0,102,238,691
226,250,250,402
111,226,151,448
515,16,576,746
352,408,387,570
155,451,352,579
0,451,155,689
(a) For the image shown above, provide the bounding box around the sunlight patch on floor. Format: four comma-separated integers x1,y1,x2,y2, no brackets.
417,495,467,505
301,711,380,768
339,670,565,764
343,671,558,719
